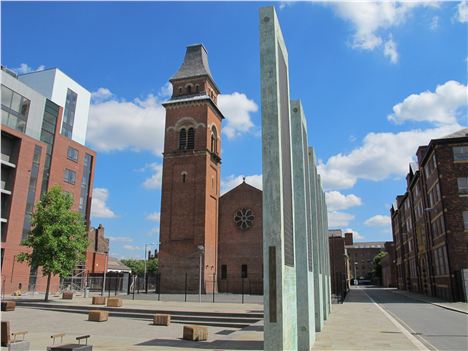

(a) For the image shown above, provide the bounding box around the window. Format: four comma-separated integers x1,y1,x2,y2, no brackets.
431,216,445,238
429,183,441,207
464,211,468,230
424,154,437,177
79,154,93,218
22,146,42,240
181,172,187,183
210,126,218,154
1,84,30,133
61,89,77,138
241,264,248,278
187,85,192,94
187,128,195,150
179,128,187,149
64,168,76,184
179,87,182,95
67,147,79,162
458,178,468,195
221,265,227,280
195,85,200,93
454,146,468,161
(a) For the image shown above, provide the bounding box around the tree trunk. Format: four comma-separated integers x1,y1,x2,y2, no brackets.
45,272,51,302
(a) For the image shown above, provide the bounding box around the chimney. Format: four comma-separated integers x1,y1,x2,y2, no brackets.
344,232,353,246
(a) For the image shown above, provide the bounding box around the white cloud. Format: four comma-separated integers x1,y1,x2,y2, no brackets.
345,228,365,241
142,163,163,189
319,123,462,190
107,236,133,243
91,87,113,103
12,63,45,75
146,212,160,222
328,211,355,228
221,174,263,194
365,215,391,227
218,92,258,139
430,15,439,30
319,80,466,191
325,191,362,211
388,81,468,125
91,188,116,218
144,227,160,238
158,82,173,99
329,1,438,62
384,37,398,64
456,0,468,23
123,244,144,251
87,89,166,155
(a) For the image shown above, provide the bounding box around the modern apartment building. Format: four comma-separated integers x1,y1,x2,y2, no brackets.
1,66,97,294
390,129,468,301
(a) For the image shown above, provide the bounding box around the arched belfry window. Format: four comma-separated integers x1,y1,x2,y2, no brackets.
187,85,192,94
179,128,187,150
187,128,195,150
211,126,218,154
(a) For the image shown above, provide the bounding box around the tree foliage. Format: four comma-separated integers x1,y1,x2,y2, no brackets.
121,258,158,276
372,250,387,280
17,186,89,300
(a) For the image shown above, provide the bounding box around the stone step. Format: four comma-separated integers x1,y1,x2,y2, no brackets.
18,305,261,329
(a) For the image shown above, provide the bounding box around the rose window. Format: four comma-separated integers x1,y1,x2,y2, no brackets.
234,208,255,231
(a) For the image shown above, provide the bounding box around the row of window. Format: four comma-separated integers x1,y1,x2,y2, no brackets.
1,84,30,133
431,215,446,238
220,264,248,279
433,246,449,276
178,126,218,154
428,183,441,208
453,146,468,161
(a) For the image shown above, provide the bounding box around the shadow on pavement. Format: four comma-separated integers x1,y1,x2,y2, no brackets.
137,338,263,350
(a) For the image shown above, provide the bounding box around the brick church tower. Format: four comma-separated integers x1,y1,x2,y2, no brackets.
159,44,224,293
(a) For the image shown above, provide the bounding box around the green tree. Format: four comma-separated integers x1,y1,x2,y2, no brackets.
372,251,387,284
121,258,158,276
17,186,89,301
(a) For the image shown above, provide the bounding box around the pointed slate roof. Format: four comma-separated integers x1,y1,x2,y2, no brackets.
171,44,213,81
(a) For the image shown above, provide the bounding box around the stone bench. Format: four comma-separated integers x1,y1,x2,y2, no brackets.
3,328,30,351
183,325,208,341
62,291,74,300
88,310,108,322
91,296,106,305
1,300,16,311
153,314,170,326
106,298,122,307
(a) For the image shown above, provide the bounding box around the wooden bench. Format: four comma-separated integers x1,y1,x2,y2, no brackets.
48,335,92,350
88,310,108,322
1,300,16,311
153,314,170,326
7,330,30,351
183,325,208,341
91,296,106,305
62,291,74,300
106,298,122,307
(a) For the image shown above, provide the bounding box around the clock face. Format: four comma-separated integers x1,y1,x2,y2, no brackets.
234,208,255,231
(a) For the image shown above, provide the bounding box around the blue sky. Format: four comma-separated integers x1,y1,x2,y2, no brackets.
2,1,467,258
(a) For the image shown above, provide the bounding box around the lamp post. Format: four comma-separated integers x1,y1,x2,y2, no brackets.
354,261,358,286
144,243,155,292
197,245,205,303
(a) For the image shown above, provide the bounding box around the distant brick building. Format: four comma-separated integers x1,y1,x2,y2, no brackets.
391,129,468,301
158,44,265,294
86,224,109,274
328,230,350,301
381,241,396,288
344,233,385,281
1,66,103,294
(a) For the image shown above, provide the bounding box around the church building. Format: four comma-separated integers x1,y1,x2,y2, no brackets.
158,44,263,294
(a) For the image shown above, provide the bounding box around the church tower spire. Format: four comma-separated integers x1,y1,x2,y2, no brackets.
158,44,223,293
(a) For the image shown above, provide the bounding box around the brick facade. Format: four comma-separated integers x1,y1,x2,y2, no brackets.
391,130,468,301
218,182,263,294
328,230,350,300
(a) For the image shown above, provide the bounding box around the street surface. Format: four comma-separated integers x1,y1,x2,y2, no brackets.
362,286,468,351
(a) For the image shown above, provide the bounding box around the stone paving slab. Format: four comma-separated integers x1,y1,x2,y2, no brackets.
312,288,419,351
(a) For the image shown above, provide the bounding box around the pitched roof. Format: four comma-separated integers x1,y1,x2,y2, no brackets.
171,44,213,81
441,127,468,139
